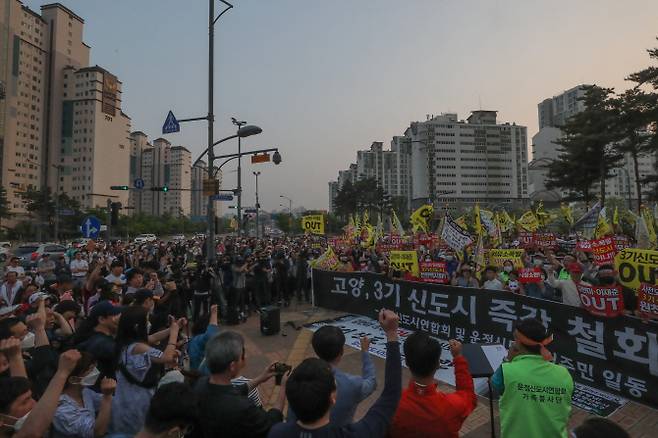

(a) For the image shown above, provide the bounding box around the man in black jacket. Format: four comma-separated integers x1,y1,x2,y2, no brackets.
196,331,287,438
268,309,401,438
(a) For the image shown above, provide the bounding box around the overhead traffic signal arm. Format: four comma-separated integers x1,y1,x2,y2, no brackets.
110,185,130,190
151,186,169,192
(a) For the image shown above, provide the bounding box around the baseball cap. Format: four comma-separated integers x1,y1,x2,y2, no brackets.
28,292,50,305
567,262,583,274
89,301,122,321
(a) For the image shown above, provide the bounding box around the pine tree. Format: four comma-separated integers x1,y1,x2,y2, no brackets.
546,85,623,207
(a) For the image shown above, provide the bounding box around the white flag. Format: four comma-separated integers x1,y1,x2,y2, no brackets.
441,215,473,252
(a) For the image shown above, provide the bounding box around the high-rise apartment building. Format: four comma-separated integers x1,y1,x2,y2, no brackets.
59,65,131,210
408,111,528,209
129,131,151,213
140,138,193,217
165,146,191,216
0,0,49,213
40,3,90,191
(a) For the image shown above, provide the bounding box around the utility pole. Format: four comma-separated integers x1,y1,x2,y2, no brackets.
205,0,217,264
232,118,246,236
253,171,260,238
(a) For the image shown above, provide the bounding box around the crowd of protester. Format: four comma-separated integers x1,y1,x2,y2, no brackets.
0,233,640,437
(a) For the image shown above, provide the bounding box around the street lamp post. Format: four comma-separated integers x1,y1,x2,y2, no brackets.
253,171,261,238
232,118,247,236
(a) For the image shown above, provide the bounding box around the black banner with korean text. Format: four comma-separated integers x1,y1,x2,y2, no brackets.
312,269,658,409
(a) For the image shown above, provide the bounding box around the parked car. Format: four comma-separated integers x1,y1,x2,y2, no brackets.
134,234,157,244
69,238,92,249
31,243,68,264
171,234,186,242
11,243,40,268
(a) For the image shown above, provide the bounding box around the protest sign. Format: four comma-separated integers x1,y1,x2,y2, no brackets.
518,232,534,248
576,283,625,317
614,248,658,291
533,232,557,249
518,268,542,284
576,240,593,252
487,249,524,269
389,250,420,277
313,269,658,409
614,235,631,252
419,261,449,284
301,214,325,235
441,215,473,252
591,237,617,266
638,283,658,319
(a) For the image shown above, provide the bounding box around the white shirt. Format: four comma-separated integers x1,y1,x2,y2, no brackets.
70,259,89,277
483,278,504,291
1,280,23,305
105,273,126,285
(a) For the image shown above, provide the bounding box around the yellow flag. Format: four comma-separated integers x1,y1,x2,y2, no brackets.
229,217,238,230
301,214,325,235
595,207,612,238
474,204,483,236
410,204,434,233
560,203,574,226
535,201,550,227
499,210,515,233
392,210,405,235
517,210,540,232
363,209,370,226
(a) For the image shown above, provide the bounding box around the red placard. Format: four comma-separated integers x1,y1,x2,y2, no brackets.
419,261,449,284
414,234,433,249
576,240,592,252
576,283,625,317
638,283,658,319
590,237,617,266
532,232,557,249
518,232,534,248
613,235,630,252
518,268,542,284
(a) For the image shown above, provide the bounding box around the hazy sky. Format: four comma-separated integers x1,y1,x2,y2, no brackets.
24,0,658,211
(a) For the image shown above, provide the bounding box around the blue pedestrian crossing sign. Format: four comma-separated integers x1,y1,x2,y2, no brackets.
162,111,180,134
81,216,101,239
211,193,234,201
134,178,145,189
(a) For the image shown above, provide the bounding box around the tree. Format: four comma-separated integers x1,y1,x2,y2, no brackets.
332,180,357,219
546,85,624,207
627,37,658,203
611,88,657,211
332,178,385,220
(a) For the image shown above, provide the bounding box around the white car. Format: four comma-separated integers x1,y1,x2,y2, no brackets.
134,234,157,243
171,234,186,242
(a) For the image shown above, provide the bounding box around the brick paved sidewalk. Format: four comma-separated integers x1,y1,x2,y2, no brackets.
229,304,658,437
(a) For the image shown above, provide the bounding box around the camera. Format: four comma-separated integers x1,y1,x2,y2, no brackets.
273,362,292,385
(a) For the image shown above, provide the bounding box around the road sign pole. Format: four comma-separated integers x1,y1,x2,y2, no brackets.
206,0,216,265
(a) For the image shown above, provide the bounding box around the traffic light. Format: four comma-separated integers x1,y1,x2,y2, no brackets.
151,186,169,192
110,202,122,226
272,151,282,165
110,185,129,190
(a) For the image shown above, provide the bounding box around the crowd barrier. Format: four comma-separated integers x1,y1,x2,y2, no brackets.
311,269,658,409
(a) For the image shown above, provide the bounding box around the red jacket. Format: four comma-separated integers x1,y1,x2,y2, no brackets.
388,355,477,438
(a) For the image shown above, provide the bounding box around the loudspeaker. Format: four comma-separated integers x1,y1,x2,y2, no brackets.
226,307,240,326
260,305,280,336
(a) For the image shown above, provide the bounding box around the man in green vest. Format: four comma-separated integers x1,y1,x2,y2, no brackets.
492,318,574,438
